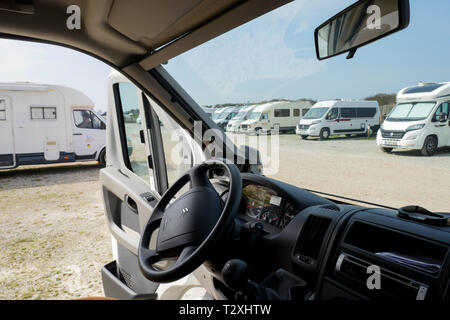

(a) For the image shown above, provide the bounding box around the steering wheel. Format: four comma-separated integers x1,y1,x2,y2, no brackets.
138,159,242,283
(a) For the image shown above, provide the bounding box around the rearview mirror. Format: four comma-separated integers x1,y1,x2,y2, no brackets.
315,0,410,60
439,113,447,123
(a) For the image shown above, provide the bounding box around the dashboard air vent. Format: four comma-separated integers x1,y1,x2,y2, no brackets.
295,215,332,264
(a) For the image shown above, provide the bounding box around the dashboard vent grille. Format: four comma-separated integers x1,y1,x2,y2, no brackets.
295,215,332,262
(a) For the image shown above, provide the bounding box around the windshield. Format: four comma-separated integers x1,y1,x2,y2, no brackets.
248,112,261,120
211,112,221,120
164,1,450,213
233,110,248,120
387,102,436,121
216,111,230,120
303,107,329,120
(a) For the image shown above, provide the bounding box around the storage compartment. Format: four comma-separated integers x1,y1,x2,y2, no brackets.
344,221,447,275
101,261,157,300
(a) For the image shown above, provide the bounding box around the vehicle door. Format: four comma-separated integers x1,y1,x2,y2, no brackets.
325,107,339,133
72,109,105,158
338,107,359,133
99,77,199,299
0,97,15,168
432,102,450,147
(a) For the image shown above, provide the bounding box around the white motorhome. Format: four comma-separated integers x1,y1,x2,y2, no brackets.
0,82,106,169
377,82,450,156
296,100,380,140
240,100,312,134
226,105,256,132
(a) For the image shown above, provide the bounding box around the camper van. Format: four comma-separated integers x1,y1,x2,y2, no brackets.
296,100,380,140
377,82,450,156
240,100,312,134
226,105,256,133
0,82,106,169
213,106,241,130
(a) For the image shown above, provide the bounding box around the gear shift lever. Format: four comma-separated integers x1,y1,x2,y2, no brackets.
221,259,279,300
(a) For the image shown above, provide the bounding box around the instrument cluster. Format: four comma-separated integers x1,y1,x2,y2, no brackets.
243,184,300,229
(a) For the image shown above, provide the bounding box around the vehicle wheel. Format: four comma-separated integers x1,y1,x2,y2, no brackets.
319,128,330,140
421,136,438,156
380,147,393,153
346,134,352,137
300,135,308,140
99,149,106,167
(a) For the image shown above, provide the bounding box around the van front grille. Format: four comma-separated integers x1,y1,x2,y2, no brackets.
381,130,405,139
298,124,310,130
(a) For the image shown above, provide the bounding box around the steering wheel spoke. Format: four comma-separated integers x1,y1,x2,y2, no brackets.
175,245,198,266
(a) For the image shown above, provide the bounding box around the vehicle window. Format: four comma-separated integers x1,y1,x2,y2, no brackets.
302,108,309,116
433,103,449,122
293,109,300,117
261,113,269,120
303,108,328,119
92,113,103,129
357,108,376,118
164,0,450,213
326,108,339,120
340,108,356,118
274,109,290,117
388,102,436,121
249,112,261,120
0,99,5,120
116,82,152,183
31,106,56,120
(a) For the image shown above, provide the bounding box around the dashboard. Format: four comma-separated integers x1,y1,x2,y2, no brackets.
211,172,450,301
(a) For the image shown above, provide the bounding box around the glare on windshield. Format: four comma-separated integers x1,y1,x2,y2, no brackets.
387,102,436,121
303,107,329,119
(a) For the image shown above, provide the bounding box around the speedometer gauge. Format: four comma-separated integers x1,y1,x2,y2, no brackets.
282,203,298,228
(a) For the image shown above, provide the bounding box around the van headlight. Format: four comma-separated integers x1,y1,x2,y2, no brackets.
406,123,425,132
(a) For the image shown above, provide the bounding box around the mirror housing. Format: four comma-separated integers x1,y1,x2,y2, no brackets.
315,0,410,60
439,113,447,123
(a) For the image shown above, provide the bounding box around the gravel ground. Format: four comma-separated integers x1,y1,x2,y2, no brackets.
0,162,112,300
0,135,449,300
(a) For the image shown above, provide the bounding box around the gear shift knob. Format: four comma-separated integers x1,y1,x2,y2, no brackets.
221,259,253,293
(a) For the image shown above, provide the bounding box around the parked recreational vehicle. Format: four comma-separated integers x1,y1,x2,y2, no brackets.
0,82,106,169
296,100,380,140
226,105,256,132
240,100,312,134
201,107,215,119
377,82,450,156
213,106,241,130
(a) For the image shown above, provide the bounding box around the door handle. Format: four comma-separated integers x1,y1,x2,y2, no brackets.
73,133,82,136
124,194,138,214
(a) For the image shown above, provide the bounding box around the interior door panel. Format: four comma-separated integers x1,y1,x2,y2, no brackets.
101,166,161,295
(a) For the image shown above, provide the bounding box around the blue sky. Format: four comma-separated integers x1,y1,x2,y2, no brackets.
0,0,449,110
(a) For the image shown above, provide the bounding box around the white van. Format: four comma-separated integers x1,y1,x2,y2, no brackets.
0,82,106,169
226,105,256,132
377,82,450,156
240,100,312,134
296,100,380,140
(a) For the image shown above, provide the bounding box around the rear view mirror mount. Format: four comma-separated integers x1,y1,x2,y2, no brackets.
314,0,410,60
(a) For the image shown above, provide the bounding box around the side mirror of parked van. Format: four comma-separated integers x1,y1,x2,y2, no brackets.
439,113,447,123
315,0,410,60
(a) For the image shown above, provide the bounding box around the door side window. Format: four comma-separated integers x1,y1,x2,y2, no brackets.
115,83,153,184
327,108,339,120
433,103,449,122
261,113,269,120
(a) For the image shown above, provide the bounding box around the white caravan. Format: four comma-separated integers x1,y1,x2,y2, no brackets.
377,82,450,156
296,100,380,140
240,100,312,134
0,82,106,169
226,105,256,132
